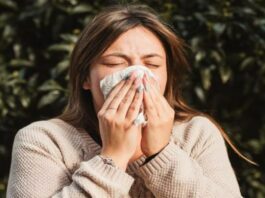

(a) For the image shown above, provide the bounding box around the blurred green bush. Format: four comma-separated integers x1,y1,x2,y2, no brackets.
0,0,264,197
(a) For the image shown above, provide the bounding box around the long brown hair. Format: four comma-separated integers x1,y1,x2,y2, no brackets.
59,4,257,165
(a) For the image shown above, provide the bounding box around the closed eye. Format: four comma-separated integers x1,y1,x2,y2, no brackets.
103,63,125,66
146,64,160,67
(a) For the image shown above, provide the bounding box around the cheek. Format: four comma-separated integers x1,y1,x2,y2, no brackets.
159,76,167,95
89,79,104,114
89,67,121,113
88,70,105,113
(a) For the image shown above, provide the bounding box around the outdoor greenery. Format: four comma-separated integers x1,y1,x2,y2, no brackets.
0,0,264,197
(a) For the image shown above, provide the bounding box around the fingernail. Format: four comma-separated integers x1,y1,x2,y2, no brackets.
144,73,149,80
144,73,148,81
130,71,137,80
134,77,142,88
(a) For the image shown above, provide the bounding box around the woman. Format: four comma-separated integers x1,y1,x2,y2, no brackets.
7,4,251,198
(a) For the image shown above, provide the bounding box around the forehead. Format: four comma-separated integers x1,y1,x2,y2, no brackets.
102,26,166,57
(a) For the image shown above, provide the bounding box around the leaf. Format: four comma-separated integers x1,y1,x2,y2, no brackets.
38,80,63,92
20,96,30,108
37,90,60,109
190,37,200,50
35,0,48,7
2,25,15,40
0,0,17,10
51,59,69,77
9,59,33,67
194,86,206,102
71,4,92,14
6,96,15,109
212,23,226,35
48,44,74,53
240,57,255,70
211,50,222,63
28,74,38,87
195,51,206,62
219,65,232,84
60,34,78,43
194,12,207,23
200,68,212,90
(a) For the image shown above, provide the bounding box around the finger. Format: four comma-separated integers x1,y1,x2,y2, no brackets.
149,75,161,96
145,74,166,116
149,75,173,113
143,76,158,119
118,77,142,118
107,73,138,111
101,71,138,113
100,79,126,113
126,88,144,124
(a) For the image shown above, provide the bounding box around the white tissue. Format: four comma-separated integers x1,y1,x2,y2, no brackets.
99,65,159,126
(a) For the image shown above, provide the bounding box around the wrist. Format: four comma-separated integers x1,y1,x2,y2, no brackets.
144,142,170,157
141,151,160,166
100,152,129,171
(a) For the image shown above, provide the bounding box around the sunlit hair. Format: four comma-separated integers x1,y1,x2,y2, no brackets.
58,4,257,165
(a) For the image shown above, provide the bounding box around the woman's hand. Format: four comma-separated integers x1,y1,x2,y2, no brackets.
98,71,144,170
141,73,175,157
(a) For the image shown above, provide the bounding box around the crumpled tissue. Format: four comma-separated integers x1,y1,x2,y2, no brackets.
99,65,159,126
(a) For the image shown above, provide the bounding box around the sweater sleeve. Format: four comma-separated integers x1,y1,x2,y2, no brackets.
134,117,243,198
6,127,134,198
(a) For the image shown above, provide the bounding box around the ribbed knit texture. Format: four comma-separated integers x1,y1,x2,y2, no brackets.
7,116,243,197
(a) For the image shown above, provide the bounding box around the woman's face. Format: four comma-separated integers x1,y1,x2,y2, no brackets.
83,26,167,114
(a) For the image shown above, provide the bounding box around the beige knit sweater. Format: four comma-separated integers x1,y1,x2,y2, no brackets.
7,116,242,198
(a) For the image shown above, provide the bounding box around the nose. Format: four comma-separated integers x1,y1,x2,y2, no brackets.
128,57,145,67
124,54,144,66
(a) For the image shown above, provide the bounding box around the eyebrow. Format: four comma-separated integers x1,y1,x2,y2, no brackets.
101,52,163,60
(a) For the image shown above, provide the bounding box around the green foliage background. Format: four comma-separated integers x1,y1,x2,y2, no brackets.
0,0,264,197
